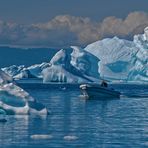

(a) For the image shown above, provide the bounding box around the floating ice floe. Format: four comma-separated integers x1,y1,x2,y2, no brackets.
30,134,53,140
0,69,48,115
63,135,78,141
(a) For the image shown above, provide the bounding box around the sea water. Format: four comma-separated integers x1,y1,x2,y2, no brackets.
0,84,148,148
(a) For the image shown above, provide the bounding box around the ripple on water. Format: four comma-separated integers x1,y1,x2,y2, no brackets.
0,84,147,147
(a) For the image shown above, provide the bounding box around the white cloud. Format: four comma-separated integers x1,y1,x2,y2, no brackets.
0,11,148,47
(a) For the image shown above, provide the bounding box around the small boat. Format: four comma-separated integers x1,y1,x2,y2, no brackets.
80,84,120,99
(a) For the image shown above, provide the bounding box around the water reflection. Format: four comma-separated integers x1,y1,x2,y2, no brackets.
0,84,148,147
0,115,29,146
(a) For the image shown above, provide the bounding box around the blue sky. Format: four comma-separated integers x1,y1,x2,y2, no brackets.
0,0,148,47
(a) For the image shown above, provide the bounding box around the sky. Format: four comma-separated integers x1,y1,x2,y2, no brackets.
0,0,148,48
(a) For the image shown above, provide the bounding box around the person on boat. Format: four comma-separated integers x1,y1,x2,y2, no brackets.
101,80,108,87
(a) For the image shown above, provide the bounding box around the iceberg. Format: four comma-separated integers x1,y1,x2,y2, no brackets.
70,46,100,79
0,69,13,84
63,135,78,141
42,46,100,83
2,63,51,79
2,65,25,78
145,27,148,41
3,46,100,83
128,27,148,82
84,37,138,81
23,63,51,79
2,27,148,83
0,69,48,115
84,27,148,82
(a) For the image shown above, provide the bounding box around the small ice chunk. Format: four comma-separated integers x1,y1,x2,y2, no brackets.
30,134,53,140
63,135,78,141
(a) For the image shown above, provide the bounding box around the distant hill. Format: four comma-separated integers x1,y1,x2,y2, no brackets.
0,47,59,68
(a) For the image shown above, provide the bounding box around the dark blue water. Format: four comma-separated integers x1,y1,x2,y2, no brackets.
0,84,148,148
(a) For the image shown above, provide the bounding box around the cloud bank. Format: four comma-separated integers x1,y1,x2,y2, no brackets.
0,11,148,48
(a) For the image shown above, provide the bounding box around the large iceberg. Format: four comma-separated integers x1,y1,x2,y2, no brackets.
84,37,138,81
42,46,100,83
84,27,148,82
128,27,148,82
3,46,100,83
2,27,148,83
0,69,48,115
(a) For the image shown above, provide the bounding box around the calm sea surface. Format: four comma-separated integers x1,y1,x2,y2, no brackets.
0,84,148,148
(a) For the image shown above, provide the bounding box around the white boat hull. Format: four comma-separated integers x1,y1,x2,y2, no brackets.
80,84,120,99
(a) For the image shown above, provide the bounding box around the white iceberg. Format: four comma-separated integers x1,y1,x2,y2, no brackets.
85,27,148,82
0,69,13,84
85,37,138,81
2,27,148,83
145,27,148,40
2,63,51,79
0,69,48,115
42,46,100,83
2,65,25,78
